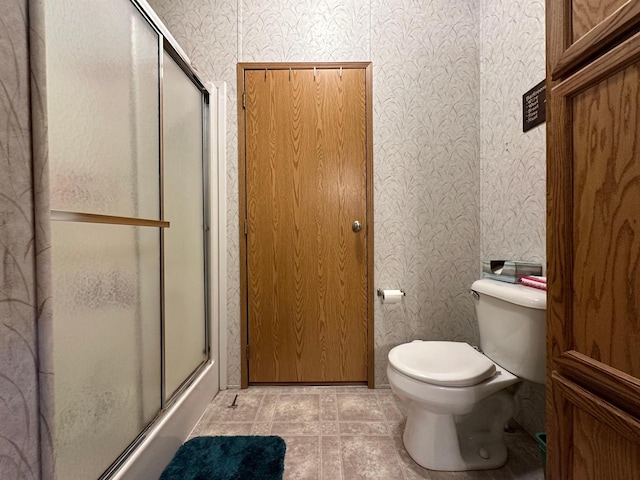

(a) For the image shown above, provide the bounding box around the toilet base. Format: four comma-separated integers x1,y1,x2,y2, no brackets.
403,389,514,471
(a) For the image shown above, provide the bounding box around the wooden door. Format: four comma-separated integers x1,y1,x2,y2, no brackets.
547,2,640,479
239,64,372,384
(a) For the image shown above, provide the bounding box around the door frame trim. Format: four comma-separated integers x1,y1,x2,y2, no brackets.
237,61,374,388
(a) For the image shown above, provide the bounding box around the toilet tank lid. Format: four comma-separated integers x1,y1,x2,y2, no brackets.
471,279,546,310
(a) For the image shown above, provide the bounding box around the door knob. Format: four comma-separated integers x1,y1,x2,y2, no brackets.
352,220,362,233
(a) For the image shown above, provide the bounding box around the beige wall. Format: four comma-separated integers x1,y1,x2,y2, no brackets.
479,0,546,435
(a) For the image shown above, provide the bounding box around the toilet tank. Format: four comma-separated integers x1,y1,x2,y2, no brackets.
471,279,546,384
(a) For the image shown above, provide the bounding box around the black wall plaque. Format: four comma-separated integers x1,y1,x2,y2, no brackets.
523,80,546,132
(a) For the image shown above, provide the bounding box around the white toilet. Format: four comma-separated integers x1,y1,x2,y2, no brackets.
387,278,546,471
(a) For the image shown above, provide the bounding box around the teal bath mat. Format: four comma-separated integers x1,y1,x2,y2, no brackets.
160,436,286,480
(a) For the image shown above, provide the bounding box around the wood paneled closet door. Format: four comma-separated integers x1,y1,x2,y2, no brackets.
547,1,640,479
239,64,373,385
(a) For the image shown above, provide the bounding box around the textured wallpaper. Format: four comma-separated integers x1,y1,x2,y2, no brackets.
0,2,41,478
149,0,483,390
371,0,481,385
241,0,370,62
480,0,546,267
480,0,546,436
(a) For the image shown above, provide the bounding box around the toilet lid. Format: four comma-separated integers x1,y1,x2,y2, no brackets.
388,341,497,387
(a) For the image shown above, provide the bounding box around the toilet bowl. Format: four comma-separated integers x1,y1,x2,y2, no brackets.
387,279,546,471
387,341,519,470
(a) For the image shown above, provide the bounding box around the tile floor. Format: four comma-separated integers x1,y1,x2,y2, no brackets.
190,386,544,480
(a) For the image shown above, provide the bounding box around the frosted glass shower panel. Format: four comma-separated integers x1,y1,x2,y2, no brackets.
45,0,160,219
163,53,207,400
51,222,161,479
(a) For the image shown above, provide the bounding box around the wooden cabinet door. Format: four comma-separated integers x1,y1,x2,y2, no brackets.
546,23,640,480
572,0,630,41
549,0,640,79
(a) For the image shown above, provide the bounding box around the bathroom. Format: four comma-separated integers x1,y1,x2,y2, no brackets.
148,0,547,417
1,0,547,479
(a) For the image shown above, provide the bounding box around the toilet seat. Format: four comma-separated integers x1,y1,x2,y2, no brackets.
388,341,496,387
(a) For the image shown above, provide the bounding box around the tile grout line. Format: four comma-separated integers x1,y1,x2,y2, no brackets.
336,392,345,480
376,392,410,480
318,401,323,480
318,392,324,479
270,389,278,434
254,389,271,434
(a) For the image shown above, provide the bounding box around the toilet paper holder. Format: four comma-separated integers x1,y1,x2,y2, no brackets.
376,288,406,297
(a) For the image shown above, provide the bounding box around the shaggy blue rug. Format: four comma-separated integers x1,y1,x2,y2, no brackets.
160,436,286,480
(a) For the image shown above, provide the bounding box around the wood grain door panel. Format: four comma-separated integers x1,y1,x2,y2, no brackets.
572,409,640,479
552,373,640,479
547,11,640,480
556,351,640,419
570,57,640,378
572,0,629,41
550,1,640,79
552,33,640,381
243,66,368,383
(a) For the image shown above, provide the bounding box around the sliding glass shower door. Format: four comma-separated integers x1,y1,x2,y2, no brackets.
162,53,208,402
46,0,211,478
48,1,162,478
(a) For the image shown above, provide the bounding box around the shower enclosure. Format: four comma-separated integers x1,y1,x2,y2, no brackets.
41,0,222,478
